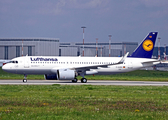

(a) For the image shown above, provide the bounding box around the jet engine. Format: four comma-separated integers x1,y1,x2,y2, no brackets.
44,74,58,80
45,69,76,80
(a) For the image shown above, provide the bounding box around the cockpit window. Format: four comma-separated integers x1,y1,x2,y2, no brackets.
10,61,18,64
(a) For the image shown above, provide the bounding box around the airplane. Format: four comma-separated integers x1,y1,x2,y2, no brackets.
2,32,161,83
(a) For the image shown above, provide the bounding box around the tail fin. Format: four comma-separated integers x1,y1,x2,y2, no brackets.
130,32,158,58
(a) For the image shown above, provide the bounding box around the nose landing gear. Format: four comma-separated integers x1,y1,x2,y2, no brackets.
23,74,27,83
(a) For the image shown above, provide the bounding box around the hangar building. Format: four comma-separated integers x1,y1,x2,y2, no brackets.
0,38,59,59
0,38,138,60
59,42,138,57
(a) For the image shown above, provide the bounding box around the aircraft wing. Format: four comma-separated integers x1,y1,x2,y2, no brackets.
51,52,129,73
70,52,129,70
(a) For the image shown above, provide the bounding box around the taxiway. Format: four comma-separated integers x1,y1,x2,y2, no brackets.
0,80,168,86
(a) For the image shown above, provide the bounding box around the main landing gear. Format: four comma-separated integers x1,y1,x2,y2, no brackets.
72,78,78,83
23,74,27,83
79,72,87,83
72,77,87,83
81,78,87,83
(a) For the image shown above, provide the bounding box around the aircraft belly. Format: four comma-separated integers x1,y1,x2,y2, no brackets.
15,69,52,75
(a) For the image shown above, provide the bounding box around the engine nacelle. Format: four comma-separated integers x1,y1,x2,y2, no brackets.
45,69,75,80
58,69,75,80
44,74,58,80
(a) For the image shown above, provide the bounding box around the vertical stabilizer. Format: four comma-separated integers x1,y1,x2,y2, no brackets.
130,32,158,58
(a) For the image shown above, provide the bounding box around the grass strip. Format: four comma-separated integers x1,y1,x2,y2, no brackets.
0,85,168,119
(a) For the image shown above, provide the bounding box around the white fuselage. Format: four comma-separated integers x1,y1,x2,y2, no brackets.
2,56,160,75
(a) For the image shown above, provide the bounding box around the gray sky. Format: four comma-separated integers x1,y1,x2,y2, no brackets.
0,0,168,46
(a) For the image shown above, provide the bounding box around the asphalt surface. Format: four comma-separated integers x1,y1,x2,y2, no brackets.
0,80,168,86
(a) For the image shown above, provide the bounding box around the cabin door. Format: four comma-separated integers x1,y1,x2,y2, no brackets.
24,56,30,68
128,62,133,69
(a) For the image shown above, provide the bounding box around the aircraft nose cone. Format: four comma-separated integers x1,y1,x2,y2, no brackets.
2,64,10,72
2,64,7,70
2,64,16,74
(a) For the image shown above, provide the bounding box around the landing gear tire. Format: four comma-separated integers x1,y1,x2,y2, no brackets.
23,74,27,83
23,79,27,83
81,78,87,83
72,78,78,83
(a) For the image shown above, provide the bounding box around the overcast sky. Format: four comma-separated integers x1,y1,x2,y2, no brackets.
0,0,168,46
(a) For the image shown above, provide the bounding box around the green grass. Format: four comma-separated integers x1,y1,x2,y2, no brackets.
1,67,168,119
0,85,168,119
82,70,168,81
1,67,168,81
